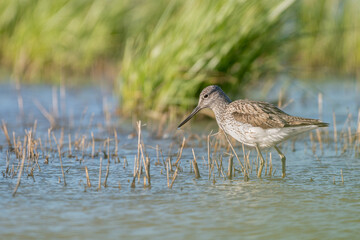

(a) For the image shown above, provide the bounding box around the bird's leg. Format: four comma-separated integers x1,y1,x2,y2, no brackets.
255,145,265,178
274,145,286,178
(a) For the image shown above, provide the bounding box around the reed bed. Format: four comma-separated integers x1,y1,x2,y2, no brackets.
2,111,355,196
1,86,359,196
5,120,360,186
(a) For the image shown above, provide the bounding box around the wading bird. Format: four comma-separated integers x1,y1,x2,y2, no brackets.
178,85,328,178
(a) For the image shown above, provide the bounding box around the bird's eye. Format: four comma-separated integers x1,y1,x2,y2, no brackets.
204,94,209,99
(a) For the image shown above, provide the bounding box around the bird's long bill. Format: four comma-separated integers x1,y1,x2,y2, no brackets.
178,106,202,129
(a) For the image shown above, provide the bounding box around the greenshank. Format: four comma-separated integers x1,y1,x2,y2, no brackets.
178,85,328,178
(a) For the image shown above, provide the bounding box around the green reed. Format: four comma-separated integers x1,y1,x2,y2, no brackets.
0,0,359,114
118,0,296,115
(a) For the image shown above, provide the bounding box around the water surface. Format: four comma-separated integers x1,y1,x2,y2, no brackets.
0,80,359,239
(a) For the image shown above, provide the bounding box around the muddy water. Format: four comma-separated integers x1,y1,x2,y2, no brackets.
0,80,359,239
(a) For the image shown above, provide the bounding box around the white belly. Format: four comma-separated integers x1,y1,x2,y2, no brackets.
220,120,318,149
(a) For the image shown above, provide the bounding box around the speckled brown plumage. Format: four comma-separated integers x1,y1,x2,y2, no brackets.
178,85,329,178
230,100,328,129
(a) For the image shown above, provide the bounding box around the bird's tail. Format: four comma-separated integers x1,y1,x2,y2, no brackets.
315,122,329,127
286,116,329,128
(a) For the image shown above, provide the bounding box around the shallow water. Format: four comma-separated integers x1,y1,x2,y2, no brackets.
0,80,360,239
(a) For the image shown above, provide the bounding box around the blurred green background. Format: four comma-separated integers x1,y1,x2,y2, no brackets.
0,0,359,116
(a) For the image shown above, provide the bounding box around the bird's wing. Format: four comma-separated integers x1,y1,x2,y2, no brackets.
230,100,288,129
230,100,326,129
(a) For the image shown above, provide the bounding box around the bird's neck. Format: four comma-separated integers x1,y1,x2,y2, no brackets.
211,95,231,118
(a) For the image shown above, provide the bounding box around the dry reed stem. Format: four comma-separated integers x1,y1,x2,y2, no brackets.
28,166,35,182
133,155,136,177
21,135,26,160
341,169,344,184
316,129,323,155
169,164,180,189
246,151,251,174
104,162,110,187
81,136,86,159
123,157,128,168
11,164,15,178
167,142,174,160
5,151,10,177
160,148,165,166
352,140,359,157
33,120,37,137
213,138,219,156
98,157,103,190
156,144,160,164
12,148,26,197
34,99,56,127
48,128,52,153
166,161,170,187
340,113,352,148
140,143,151,186
12,132,18,156
168,156,173,172
309,132,316,154
191,148,201,179
103,138,110,187
137,157,143,182
52,133,66,186
174,137,186,165
85,166,91,187
281,99,294,109
68,134,72,156
342,136,348,154
348,126,352,147
114,129,118,156
256,146,265,178
107,137,110,163
213,154,222,177
207,133,211,177
218,155,226,179
131,176,136,188
91,132,95,158
136,121,142,180
209,155,216,180
25,130,32,172
227,155,233,180
146,157,151,186
1,120,12,149
265,153,268,176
